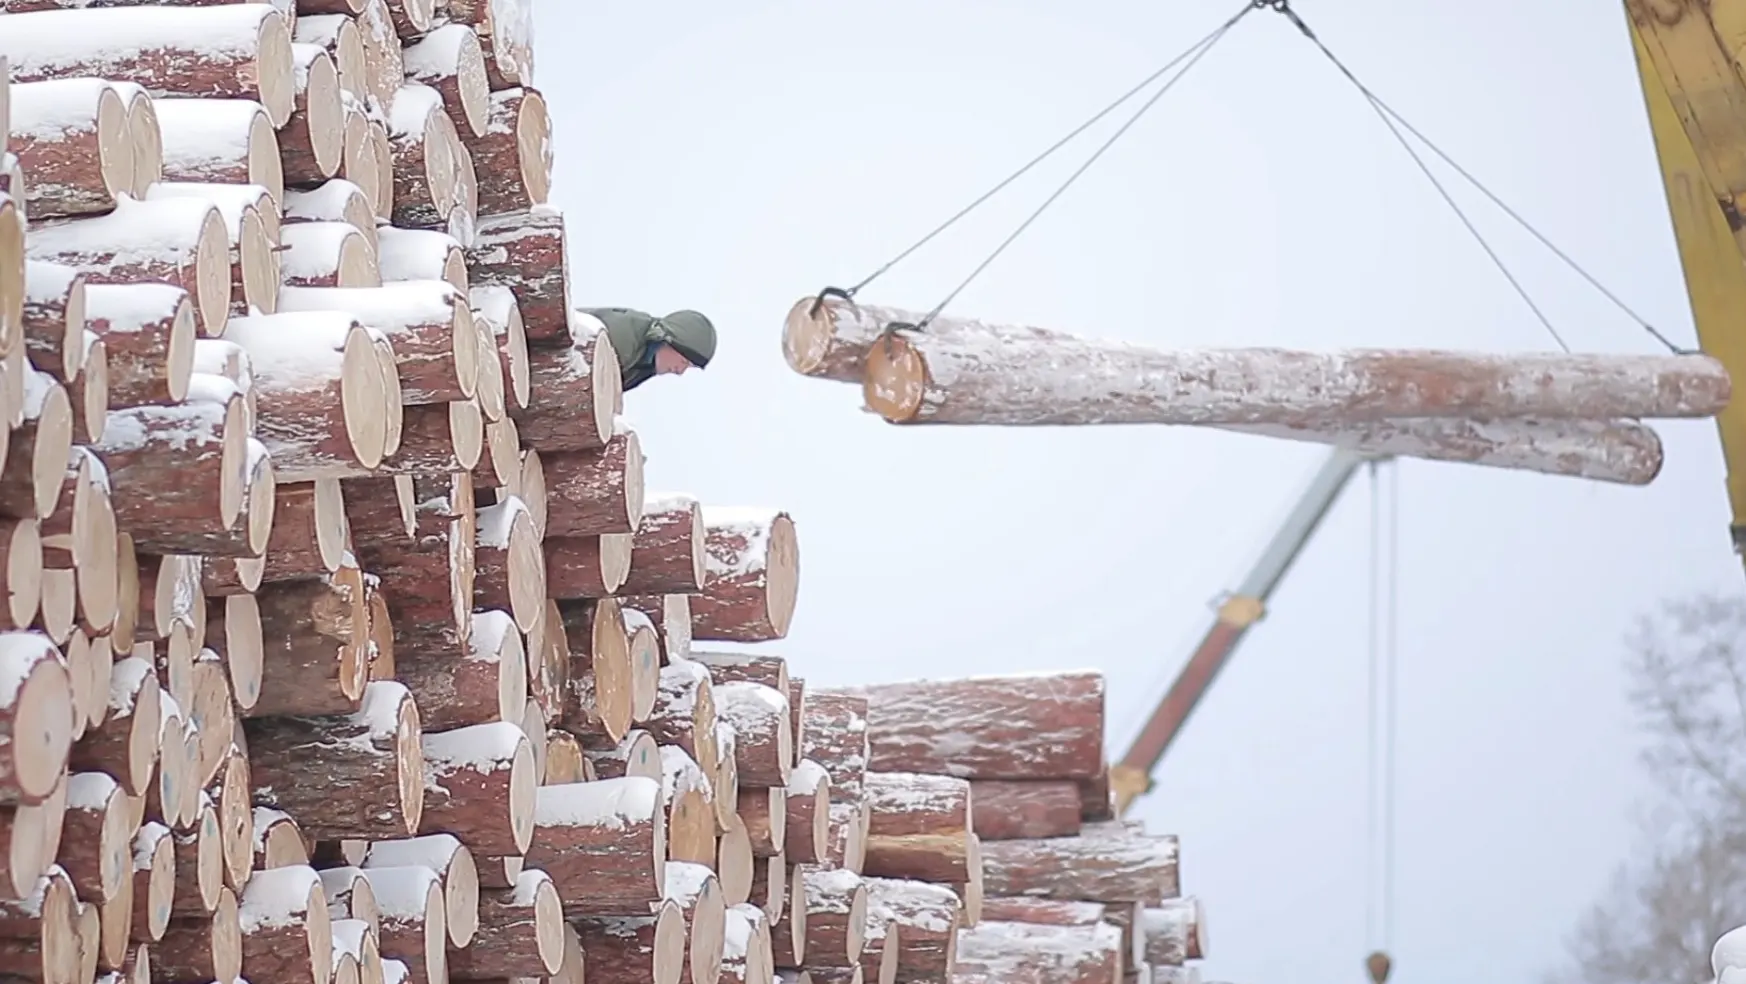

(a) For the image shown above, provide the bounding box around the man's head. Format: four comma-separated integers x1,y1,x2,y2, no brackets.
649,309,717,377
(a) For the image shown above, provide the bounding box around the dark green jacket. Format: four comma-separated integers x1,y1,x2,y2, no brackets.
583,307,717,391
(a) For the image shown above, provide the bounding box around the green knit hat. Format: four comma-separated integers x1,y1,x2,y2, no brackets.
654,310,717,368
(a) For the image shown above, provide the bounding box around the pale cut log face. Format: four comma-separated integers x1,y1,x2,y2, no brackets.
781,296,836,376
518,89,552,206
95,86,134,206
129,96,163,197
246,111,286,208
304,52,346,178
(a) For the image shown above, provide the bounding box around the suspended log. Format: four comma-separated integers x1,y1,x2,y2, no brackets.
584,729,661,783
544,533,632,600
691,507,799,643
829,670,1105,780
252,808,308,869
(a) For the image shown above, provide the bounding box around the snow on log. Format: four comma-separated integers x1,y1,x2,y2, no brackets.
1140,898,1205,965
781,294,890,384
385,83,458,229
280,221,380,289
954,919,1123,984
459,87,551,214
0,5,296,126
0,369,71,521
152,99,284,206
643,657,717,776
980,822,1178,904
831,298,1735,426
94,394,252,555
525,776,666,916
572,899,686,984
447,118,479,246
58,770,129,902
619,493,706,595
377,226,466,290
359,864,446,984
864,877,960,984
284,177,377,254
797,866,866,968
418,720,537,856
80,279,197,408
0,633,73,806
474,497,543,630
252,808,308,869
691,507,799,643
292,12,366,100
660,743,716,867
27,196,231,337
544,533,632,601
260,478,348,579
665,860,726,984
247,565,370,717
21,260,85,382
68,655,160,798
360,834,478,948
0,865,77,979
692,651,789,696
715,681,793,787
446,867,565,980
276,280,480,403
467,207,572,345
543,429,644,537
721,902,772,984
237,864,332,984
559,597,635,743
142,181,282,318
583,728,661,783
970,780,1083,841
832,670,1105,780
785,759,830,865
5,78,132,219
394,609,523,729
862,771,974,885
800,693,868,802
244,680,425,840
1222,415,1667,485
401,23,488,139
473,286,529,414
281,43,345,186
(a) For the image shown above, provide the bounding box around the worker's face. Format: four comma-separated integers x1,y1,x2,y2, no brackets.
653,344,694,376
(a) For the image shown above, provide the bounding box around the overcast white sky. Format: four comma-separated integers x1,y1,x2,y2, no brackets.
539,2,1740,980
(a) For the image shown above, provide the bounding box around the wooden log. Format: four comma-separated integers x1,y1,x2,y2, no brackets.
692,652,789,696
446,867,564,980
643,658,717,776
96,395,255,555
394,609,523,729
472,285,528,410
377,226,466,289
153,99,283,207
0,864,78,981
969,781,1082,841
361,473,475,659
0,633,73,806
223,311,390,479
797,866,866,968
861,772,973,885
377,398,483,474
545,728,591,785
826,802,868,876
418,720,537,856
0,5,295,124
252,807,308,869
464,207,571,344
956,919,1123,984
170,795,221,917
0,517,41,633
244,680,425,841
280,221,380,289
572,898,686,984
980,822,1177,904
543,430,644,537
510,318,616,456
20,261,85,384
129,821,175,943
112,81,161,198
283,177,376,251
660,743,716,867
813,296,1736,426
739,786,786,859
474,497,543,630
620,494,706,595
800,694,868,802
401,23,488,139
59,770,130,903
584,729,660,782
524,598,567,726
277,280,480,403
864,878,959,984
237,865,332,984
0,369,72,522
248,564,370,717
155,885,243,984
747,854,788,926
458,87,550,213
721,902,773,984
141,181,282,320
713,721,741,834
0,783,62,900
718,810,755,907
359,865,446,984
280,42,346,188
691,507,798,643
291,12,366,99
544,533,632,600
784,760,830,865
559,597,635,743
525,777,666,916
83,279,196,409
447,137,478,246
360,834,477,948
385,83,457,229
66,333,106,446
28,195,229,339
1139,899,1204,965
261,478,348,579
622,593,692,665
833,671,1104,781
624,607,661,722
715,682,793,788
5,78,132,219
656,862,720,984
1223,415,1669,485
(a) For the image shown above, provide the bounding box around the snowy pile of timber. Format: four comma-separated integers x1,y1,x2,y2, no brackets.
0,2,1208,984
782,295,1735,486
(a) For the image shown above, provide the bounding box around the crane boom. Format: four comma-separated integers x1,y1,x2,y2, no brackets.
1110,447,1387,816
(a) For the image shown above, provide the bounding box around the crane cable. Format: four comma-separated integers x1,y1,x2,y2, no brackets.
1363,459,1401,984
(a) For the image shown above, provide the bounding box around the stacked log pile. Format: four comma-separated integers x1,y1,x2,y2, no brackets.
0,3,1213,984
781,295,1735,486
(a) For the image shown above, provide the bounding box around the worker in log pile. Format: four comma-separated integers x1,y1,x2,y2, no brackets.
584,307,718,391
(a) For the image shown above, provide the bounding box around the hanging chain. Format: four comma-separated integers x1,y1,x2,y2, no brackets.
808,1,1259,329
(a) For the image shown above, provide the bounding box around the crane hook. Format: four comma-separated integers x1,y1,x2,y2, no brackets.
1365,950,1392,984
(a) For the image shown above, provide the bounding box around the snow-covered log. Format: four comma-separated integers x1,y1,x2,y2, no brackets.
281,43,345,186
20,260,85,383
394,609,524,729
94,394,253,555
526,776,666,916
246,566,371,717
384,83,458,229
691,507,799,643
619,493,706,595
981,822,1178,904
559,597,636,743
459,87,551,214
152,99,284,206
715,682,793,787
543,430,644,538
418,720,537,856
466,207,572,345
970,780,1084,840
955,919,1123,984
473,497,544,630
862,771,975,885
280,221,380,289
401,23,488,139
445,868,565,980
5,78,133,219
572,899,686,984
276,280,480,404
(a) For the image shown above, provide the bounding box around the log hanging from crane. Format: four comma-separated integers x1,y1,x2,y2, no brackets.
784,295,1730,427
